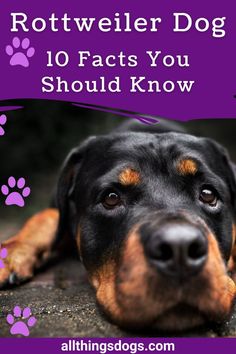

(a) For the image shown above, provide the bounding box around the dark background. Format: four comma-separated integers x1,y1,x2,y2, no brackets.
1,99,236,235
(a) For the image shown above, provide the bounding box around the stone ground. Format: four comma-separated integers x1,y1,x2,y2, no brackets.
0,224,236,337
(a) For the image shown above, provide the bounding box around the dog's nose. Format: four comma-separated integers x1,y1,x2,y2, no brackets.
143,223,208,280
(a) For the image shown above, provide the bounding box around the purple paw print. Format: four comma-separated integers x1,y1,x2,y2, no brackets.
1,177,31,207
6,306,37,336
6,37,35,68
0,114,7,136
0,246,8,269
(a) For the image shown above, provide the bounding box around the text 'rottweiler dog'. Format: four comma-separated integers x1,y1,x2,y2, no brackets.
1,120,236,331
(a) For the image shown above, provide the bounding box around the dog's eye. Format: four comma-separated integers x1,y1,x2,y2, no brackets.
199,188,218,206
102,192,121,209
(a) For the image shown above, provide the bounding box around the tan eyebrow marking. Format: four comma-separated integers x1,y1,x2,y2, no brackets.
119,168,141,186
177,159,198,175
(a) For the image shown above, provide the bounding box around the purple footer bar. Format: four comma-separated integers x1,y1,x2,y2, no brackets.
0,338,235,354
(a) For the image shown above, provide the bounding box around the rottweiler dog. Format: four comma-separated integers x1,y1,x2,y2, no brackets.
1,119,236,331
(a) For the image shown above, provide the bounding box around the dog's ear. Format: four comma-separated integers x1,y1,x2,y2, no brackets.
204,138,236,213
202,138,236,271
56,136,96,239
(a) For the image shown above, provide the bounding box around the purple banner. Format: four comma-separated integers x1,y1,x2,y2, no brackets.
0,1,236,120
0,338,236,354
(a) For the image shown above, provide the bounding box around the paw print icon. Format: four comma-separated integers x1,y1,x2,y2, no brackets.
6,37,35,67
0,114,7,136
7,306,37,336
1,177,31,207
0,246,8,269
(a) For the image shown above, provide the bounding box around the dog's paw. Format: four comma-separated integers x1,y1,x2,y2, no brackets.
0,239,37,288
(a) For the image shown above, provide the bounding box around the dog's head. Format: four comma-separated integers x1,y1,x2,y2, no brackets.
56,131,236,331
